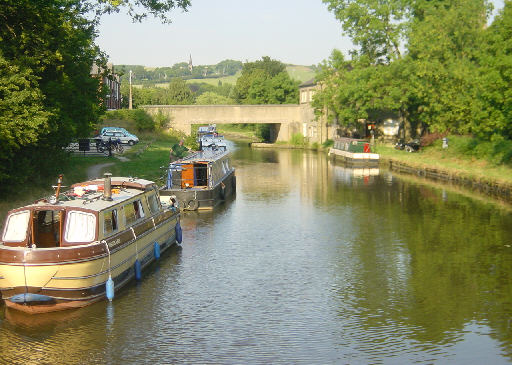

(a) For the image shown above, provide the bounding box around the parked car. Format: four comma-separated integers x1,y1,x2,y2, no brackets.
100,126,130,135
96,130,139,145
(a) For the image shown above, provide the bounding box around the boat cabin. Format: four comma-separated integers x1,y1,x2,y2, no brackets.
165,150,233,190
1,177,163,249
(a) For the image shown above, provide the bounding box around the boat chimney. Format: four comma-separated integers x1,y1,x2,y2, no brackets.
103,173,113,201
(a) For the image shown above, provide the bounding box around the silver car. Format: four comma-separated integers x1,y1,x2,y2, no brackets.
97,130,139,145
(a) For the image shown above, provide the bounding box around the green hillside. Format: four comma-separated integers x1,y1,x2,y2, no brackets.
286,65,316,83
125,60,317,87
185,71,241,86
164,66,315,87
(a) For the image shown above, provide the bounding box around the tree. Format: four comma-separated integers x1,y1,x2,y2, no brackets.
246,72,299,104
233,57,298,104
86,0,191,23
473,0,512,139
322,0,409,63
196,92,234,105
0,0,104,189
0,0,192,190
0,55,51,183
318,0,493,139
405,0,489,134
167,78,195,104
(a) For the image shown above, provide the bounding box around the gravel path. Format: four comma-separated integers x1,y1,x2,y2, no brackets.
86,162,115,180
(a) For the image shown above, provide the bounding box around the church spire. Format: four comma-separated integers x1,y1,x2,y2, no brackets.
188,54,193,72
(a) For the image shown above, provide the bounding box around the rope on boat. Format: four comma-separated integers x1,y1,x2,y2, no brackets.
130,227,142,280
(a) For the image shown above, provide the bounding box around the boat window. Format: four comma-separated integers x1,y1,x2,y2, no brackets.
124,203,136,225
124,199,145,225
65,211,96,243
104,209,118,234
2,210,30,242
135,200,145,219
147,194,160,214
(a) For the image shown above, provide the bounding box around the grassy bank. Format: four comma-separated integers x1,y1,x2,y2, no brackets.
105,133,177,184
0,127,180,219
374,142,512,186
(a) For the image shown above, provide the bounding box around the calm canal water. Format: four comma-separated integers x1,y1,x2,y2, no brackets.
1,142,512,364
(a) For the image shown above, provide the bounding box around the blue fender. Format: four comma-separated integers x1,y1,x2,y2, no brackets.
106,276,114,301
134,259,142,280
175,222,182,244
154,241,161,260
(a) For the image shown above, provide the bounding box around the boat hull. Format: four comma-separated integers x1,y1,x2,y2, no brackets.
161,170,236,210
0,211,179,314
328,147,380,166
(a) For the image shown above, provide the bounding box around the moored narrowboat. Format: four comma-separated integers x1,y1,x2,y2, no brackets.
0,174,182,314
328,137,380,165
197,124,227,151
160,149,236,211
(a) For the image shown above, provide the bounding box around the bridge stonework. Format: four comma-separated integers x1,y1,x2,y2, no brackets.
142,104,326,142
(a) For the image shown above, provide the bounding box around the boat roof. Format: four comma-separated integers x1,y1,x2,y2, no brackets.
197,124,216,133
172,149,229,164
14,177,157,213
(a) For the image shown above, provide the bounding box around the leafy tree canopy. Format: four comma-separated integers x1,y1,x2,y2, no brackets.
196,91,234,105
85,0,191,23
322,0,408,63
167,78,195,104
317,0,502,140
0,0,191,190
233,56,298,104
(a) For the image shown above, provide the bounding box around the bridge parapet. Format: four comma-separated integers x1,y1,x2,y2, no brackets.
143,104,307,142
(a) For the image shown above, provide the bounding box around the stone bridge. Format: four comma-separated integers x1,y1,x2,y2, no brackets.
142,104,324,142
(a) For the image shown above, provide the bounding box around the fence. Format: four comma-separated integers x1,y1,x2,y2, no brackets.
63,138,109,156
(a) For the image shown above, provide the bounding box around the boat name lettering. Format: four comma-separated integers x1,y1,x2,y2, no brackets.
110,238,121,246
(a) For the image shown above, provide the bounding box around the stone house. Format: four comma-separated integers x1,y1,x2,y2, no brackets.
298,78,335,143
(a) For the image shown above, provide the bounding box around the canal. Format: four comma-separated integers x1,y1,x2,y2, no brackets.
1,142,512,364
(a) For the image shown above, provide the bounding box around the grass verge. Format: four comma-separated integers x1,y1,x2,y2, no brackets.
374,143,512,186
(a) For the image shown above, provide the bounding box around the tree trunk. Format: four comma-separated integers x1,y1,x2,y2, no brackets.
399,108,412,140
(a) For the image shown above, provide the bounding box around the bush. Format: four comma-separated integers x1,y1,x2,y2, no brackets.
131,110,155,131
322,139,334,148
448,135,512,166
154,111,170,130
290,133,305,146
257,124,271,142
421,132,446,147
102,109,156,131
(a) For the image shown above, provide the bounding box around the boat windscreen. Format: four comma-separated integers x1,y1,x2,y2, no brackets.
64,211,96,243
2,210,30,242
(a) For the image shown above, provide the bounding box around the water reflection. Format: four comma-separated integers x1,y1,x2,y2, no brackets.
1,144,512,363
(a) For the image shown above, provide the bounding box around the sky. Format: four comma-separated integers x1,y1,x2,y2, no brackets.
96,0,505,68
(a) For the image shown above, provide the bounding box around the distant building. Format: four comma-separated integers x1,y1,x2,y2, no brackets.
188,54,193,72
299,78,317,104
298,78,334,142
91,62,121,110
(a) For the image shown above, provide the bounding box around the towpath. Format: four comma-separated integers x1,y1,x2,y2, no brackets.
86,162,115,180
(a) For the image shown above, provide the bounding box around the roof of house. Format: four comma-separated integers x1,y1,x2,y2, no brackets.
299,78,317,88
